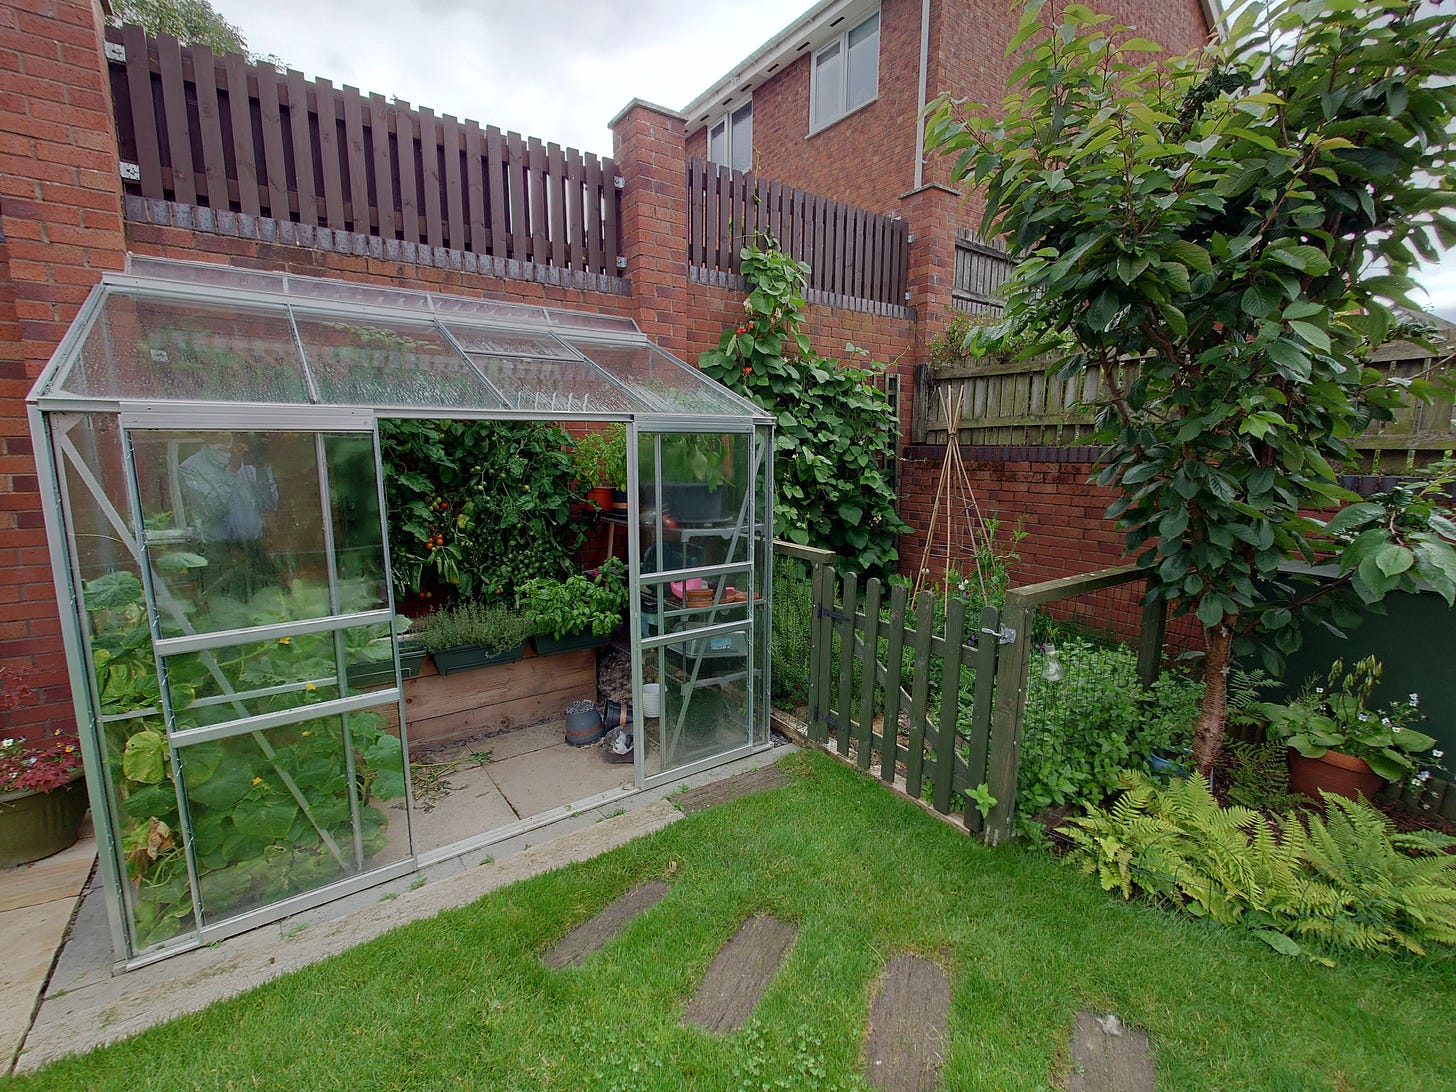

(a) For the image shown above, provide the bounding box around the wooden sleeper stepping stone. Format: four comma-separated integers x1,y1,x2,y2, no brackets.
682,914,797,1033
1067,1011,1156,1092
675,763,792,814
864,955,950,1092
541,879,669,969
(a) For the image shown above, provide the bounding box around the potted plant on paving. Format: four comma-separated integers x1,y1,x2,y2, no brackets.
519,558,628,655
1,667,88,869
414,600,533,676
1257,657,1441,800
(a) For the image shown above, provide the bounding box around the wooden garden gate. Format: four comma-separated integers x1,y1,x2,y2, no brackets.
793,552,1028,845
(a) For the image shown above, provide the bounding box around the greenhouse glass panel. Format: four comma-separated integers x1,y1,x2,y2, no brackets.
127,429,387,635
568,341,752,416
59,292,310,403
292,313,503,410
323,433,390,607
640,631,752,777
441,324,577,359
467,355,638,413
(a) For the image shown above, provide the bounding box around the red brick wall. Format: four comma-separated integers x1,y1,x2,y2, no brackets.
898,449,1125,587
0,0,126,743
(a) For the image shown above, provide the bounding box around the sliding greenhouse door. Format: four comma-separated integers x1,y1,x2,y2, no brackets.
60,409,413,958
633,423,772,786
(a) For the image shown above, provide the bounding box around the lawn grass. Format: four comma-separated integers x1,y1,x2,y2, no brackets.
10,750,1456,1090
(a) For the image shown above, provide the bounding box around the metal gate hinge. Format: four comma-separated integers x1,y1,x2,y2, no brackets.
120,162,141,182
613,175,625,189
105,42,126,62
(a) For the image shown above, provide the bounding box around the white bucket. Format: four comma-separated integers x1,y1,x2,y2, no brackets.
641,683,662,718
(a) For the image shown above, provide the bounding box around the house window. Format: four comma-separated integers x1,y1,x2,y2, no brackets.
708,102,754,173
811,10,880,131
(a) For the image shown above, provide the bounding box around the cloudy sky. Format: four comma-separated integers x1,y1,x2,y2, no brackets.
210,0,1456,319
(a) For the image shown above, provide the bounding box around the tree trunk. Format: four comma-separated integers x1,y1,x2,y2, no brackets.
1192,624,1233,777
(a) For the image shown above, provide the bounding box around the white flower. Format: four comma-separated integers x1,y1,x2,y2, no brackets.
1434,749,1445,760
1409,693,1421,707
1392,725,1402,734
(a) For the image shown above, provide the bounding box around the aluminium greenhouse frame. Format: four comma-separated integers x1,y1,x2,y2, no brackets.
27,257,775,968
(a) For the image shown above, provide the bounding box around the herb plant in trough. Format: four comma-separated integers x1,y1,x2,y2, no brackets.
518,558,628,640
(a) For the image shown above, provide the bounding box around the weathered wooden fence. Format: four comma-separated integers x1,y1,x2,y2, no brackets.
687,157,909,307
105,25,619,274
917,340,1456,466
801,566,1019,843
951,232,1013,315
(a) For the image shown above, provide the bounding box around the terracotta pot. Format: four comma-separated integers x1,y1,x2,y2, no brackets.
587,486,615,512
1,775,88,869
1288,747,1384,801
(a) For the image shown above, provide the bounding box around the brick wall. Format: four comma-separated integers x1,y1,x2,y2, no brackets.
898,447,1124,587
0,0,126,742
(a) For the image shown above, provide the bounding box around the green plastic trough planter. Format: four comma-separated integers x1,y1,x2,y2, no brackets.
348,646,427,687
531,631,612,657
1,775,89,870
432,642,526,676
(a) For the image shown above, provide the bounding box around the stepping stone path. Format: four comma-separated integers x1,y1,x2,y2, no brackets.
863,955,950,1092
1067,1011,1156,1092
675,764,792,814
681,915,797,1033
540,879,670,969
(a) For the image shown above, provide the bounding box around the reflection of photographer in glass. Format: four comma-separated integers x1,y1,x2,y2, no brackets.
180,434,279,598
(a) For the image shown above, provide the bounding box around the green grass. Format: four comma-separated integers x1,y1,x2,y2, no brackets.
11,751,1456,1090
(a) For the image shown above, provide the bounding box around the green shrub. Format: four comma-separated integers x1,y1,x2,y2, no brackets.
1062,770,1456,962
770,556,817,709
1016,639,1203,821
518,558,627,639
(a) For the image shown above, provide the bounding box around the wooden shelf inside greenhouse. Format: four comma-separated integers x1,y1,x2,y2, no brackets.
399,646,596,750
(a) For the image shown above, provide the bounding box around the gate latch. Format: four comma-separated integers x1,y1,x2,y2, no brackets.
983,625,1016,645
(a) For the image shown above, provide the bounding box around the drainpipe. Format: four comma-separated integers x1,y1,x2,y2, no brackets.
913,0,932,189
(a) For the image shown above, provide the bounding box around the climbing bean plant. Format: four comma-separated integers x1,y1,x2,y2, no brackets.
699,244,908,578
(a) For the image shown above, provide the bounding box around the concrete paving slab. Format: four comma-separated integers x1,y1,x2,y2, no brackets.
488,740,632,817
0,828,95,914
0,900,76,1067
411,760,522,853
466,720,567,764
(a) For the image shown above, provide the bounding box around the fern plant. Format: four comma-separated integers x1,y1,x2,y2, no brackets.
1062,770,1456,962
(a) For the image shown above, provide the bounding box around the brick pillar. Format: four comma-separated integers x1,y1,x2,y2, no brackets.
609,99,689,354
0,0,126,740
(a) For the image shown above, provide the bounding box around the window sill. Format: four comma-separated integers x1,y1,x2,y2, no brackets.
806,96,879,140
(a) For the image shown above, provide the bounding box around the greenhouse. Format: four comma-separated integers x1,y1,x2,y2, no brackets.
26,257,775,967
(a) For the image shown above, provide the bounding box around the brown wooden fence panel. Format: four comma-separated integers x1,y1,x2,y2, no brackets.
107,26,619,274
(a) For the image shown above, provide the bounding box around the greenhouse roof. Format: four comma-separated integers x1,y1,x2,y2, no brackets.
30,257,771,424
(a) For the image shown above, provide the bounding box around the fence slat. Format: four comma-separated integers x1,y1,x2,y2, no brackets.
442,115,465,250
984,598,1034,844
565,148,585,271
156,34,196,204
527,136,548,263
506,131,528,260
368,93,394,238
714,164,730,270
602,155,619,272
545,142,566,268
122,26,164,199
585,152,604,274
394,101,419,242
932,598,968,814
286,72,317,224
963,606,1001,832
879,583,909,784
856,579,883,772
220,53,257,215
314,79,346,228
904,592,935,800
835,572,859,755
486,125,507,259
190,46,230,209
419,107,443,248
687,157,703,267
341,86,369,232
258,65,289,220
464,120,485,255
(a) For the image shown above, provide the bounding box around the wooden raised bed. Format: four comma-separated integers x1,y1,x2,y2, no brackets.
401,645,596,750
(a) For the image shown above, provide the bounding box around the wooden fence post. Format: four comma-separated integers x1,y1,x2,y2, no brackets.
984,595,1033,845
964,604,1001,834
931,597,967,814
1136,581,1167,688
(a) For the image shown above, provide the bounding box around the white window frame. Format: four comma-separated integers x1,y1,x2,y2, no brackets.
707,101,753,173
809,8,880,134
